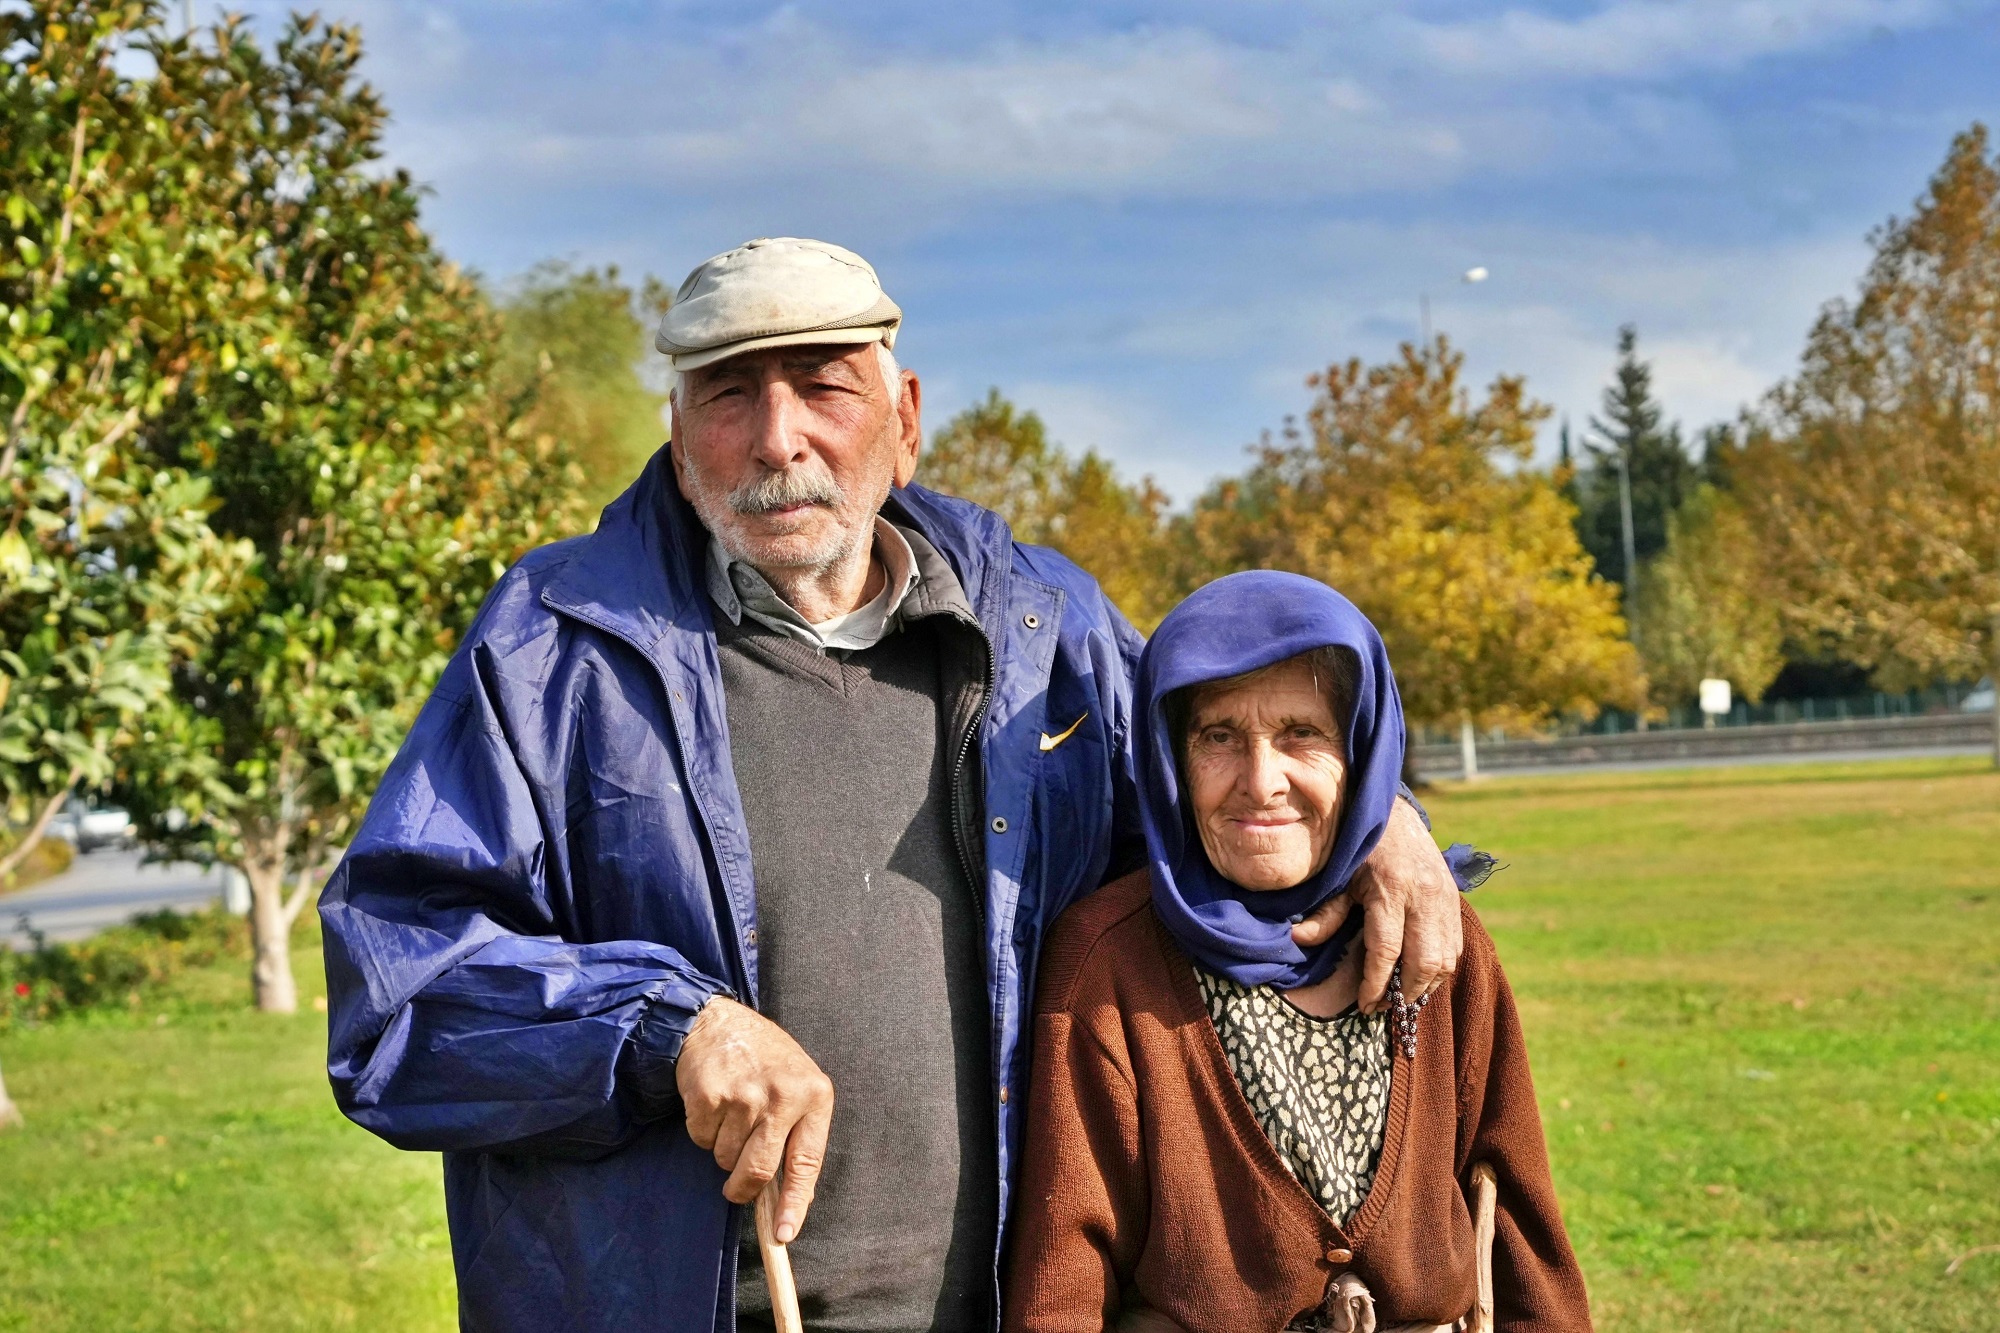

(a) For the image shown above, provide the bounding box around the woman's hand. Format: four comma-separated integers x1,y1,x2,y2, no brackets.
1290,798,1462,1013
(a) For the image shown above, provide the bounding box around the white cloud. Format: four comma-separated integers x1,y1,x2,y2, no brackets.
1407,0,1954,80
208,0,1988,506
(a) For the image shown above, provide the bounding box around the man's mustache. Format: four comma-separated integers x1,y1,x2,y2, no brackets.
728,467,845,515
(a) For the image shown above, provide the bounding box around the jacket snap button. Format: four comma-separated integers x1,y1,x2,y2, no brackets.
1325,1247,1353,1264
744,927,758,945
998,1085,1010,1105
991,816,1009,833
1022,613,1041,629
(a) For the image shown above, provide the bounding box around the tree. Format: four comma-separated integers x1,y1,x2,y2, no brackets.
1575,326,1700,600
919,389,1176,629
1632,487,1784,709
1,0,255,879
496,262,666,512
1738,125,2000,763
918,389,1069,540
1184,338,1639,760
94,10,586,1011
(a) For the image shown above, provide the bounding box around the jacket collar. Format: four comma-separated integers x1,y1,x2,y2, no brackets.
541,446,1015,653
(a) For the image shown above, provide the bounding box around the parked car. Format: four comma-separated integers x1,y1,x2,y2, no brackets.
50,799,136,853
1962,679,1995,714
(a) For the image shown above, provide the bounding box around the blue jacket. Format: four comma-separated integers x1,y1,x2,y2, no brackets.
322,451,1145,1331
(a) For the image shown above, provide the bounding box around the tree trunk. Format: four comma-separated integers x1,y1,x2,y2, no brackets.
1459,714,1479,780
0,776,79,882
243,856,297,1014
0,1057,22,1131
240,848,322,1014
1991,608,2000,770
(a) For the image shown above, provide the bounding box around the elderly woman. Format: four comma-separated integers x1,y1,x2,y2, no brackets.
1003,572,1591,1333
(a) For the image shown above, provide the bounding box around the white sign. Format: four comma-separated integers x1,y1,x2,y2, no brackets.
1699,678,1732,716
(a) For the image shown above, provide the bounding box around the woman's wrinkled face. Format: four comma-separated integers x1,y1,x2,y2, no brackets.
1183,656,1348,893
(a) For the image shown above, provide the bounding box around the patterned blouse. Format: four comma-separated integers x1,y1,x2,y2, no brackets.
1196,969,1394,1226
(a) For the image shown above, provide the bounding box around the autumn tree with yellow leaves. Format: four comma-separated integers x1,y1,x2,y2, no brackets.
1739,124,2000,763
1184,338,1639,767
919,389,1178,630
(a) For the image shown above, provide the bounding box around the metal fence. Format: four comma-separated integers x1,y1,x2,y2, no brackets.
1411,680,1992,749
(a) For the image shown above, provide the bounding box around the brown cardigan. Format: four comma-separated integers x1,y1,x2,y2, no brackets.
1002,872,1591,1333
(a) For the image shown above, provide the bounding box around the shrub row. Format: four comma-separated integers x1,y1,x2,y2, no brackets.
0,908,248,1028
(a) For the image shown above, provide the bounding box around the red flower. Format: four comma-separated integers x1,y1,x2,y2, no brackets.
12,982,28,997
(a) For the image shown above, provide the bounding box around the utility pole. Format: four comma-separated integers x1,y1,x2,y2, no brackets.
1418,267,1487,348
1613,448,1645,731
1614,447,1638,611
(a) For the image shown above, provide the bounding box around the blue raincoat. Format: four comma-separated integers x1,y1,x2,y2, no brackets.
321,450,1145,1331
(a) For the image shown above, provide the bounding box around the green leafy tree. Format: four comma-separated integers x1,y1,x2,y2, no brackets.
496,261,667,512
1632,487,1784,708
918,389,1070,540
1575,326,1700,597
1,1,255,879
1740,124,2000,763
59,9,587,1010
1184,338,1639,743
919,389,1176,629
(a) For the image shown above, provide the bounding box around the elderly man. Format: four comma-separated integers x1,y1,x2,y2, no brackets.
322,238,1464,1333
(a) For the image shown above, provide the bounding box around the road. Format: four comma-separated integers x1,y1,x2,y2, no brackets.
2,849,223,951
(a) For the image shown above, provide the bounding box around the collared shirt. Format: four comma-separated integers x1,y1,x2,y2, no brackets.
705,516,923,652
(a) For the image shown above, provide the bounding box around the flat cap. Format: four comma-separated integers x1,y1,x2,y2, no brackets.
654,237,902,372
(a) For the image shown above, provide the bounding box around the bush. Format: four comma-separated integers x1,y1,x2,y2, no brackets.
0,907,247,1028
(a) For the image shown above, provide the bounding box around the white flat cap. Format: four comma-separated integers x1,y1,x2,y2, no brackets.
654,237,902,372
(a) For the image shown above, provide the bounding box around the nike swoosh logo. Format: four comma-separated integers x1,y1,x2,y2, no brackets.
1039,712,1088,751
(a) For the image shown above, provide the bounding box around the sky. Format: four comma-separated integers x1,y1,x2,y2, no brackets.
221,0,2000,501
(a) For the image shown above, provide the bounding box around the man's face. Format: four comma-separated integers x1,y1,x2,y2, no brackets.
670,344,921,575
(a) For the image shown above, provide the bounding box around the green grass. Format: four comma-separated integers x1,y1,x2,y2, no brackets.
1,756,1995,1331
1433,756,2000,1331
0,919,453,1332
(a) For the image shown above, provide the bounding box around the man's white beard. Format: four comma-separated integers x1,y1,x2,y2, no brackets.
684,457,870,575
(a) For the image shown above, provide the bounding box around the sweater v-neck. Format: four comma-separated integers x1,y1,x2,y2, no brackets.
1152,907,1419,1252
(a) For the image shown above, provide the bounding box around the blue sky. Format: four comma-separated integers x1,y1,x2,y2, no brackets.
226,0,2000,500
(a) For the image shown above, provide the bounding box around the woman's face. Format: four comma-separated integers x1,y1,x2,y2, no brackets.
1183,656,1348,893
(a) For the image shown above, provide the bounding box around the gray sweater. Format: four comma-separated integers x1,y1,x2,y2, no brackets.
719,567,996,1333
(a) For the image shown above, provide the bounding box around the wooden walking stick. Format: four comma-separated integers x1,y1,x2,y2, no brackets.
756,1181,805,1333
1465,1162,1499,1333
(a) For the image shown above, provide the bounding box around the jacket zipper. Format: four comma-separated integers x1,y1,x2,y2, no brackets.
946,609,997,922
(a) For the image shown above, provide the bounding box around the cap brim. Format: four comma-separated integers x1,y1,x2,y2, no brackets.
667,325,894,373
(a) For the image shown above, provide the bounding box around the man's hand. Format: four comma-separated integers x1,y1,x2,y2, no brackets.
676,997,834,1244
1290,799,1463,1014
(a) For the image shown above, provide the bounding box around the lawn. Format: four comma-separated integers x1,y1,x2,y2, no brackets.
1,755,1995,1331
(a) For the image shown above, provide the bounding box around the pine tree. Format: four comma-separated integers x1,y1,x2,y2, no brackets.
1575,327,1700,596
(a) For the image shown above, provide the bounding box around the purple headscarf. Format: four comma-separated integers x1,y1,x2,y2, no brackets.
1137,571,1405,990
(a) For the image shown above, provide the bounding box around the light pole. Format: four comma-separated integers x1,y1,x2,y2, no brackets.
1420,267,1489,346
1610,445,1644,730
1426,266,1490,778
1612,447,1638,610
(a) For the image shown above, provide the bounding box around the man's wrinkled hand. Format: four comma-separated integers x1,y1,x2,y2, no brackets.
677,997,834,1244
1290,798,1463,1014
